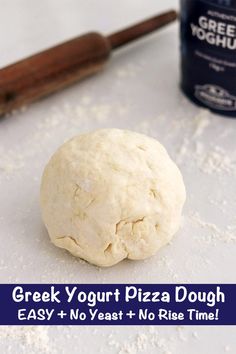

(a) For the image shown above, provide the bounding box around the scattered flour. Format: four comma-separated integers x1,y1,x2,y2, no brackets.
157,256,179,281
116,63,142,79
176,109,236,176
176,109,211,165
176,138,190,165
0,149,25,174
106,326,201,354
192,109,210,138
176,327,187,342
190,212,236,244
135,115,165,136
0,326,53,353
195,144,236,175
108,330,172,354
0,96,127,179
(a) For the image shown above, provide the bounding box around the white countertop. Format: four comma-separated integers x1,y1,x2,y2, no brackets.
0,0,236,353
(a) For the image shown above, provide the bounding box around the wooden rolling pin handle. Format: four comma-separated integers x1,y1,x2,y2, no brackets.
108,10,177,49
0,33,111,115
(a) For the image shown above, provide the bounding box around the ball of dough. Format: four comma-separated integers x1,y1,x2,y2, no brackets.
40,129,186,267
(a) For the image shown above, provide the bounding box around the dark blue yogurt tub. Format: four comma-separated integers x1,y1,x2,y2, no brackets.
180,0,236,117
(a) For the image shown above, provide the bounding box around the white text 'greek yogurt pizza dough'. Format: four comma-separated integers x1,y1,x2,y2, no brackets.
40,129,186,267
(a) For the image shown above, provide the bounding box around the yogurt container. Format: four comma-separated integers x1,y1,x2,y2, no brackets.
180,0,236,117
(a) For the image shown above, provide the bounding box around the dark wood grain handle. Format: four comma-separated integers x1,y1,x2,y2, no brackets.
0,32,111,116
109,10,177,49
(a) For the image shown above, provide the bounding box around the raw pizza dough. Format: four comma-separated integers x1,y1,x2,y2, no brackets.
40,129,186,267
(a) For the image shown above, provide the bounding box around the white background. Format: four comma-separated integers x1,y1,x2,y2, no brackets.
0,0,236,353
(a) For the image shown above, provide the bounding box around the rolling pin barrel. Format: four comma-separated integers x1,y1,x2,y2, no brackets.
0,33,111,115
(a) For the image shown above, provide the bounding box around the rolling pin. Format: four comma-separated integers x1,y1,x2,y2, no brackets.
0,10,177,116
